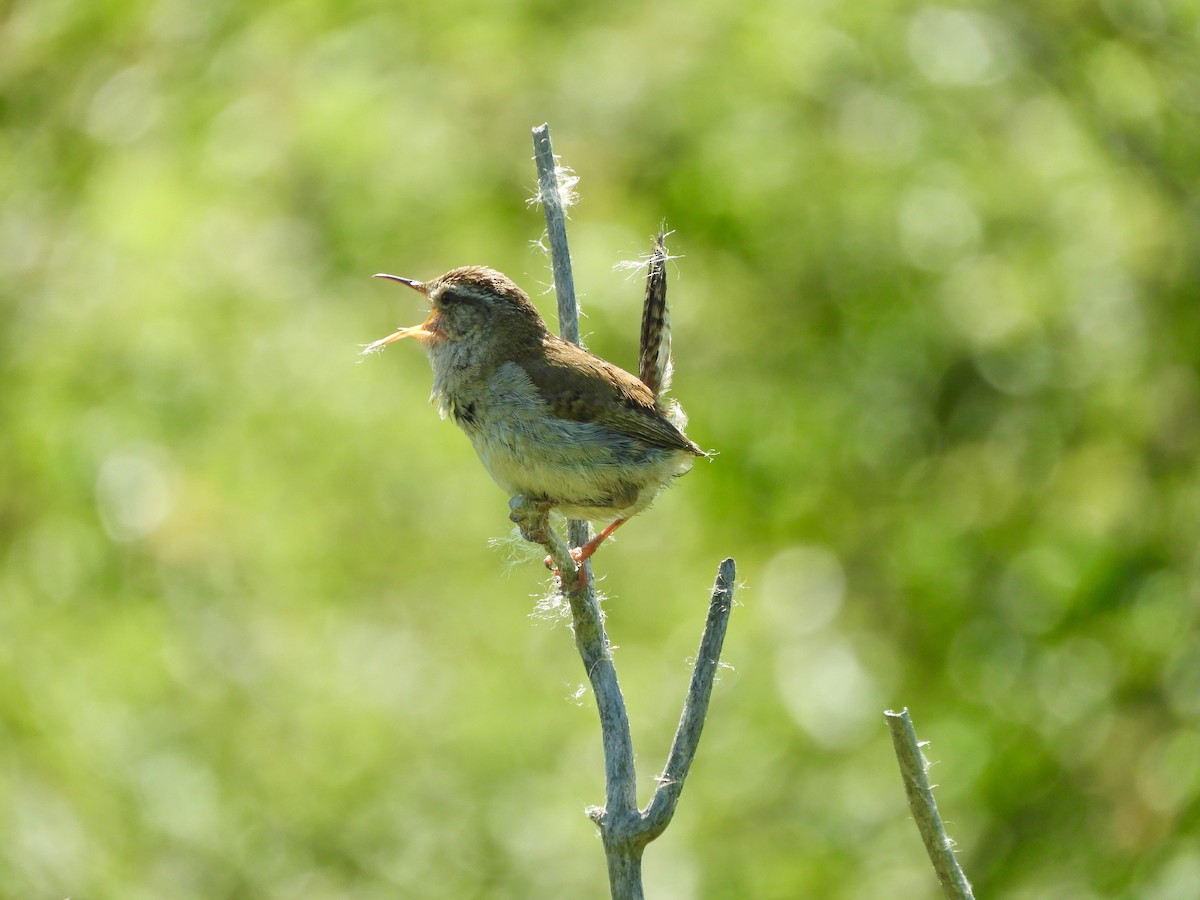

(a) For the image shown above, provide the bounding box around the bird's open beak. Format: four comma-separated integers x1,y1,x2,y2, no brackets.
374,274,427,292
364,273,436,352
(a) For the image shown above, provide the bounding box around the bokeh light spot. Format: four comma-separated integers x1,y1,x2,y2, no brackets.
907,7,1014,86
95,445,175,542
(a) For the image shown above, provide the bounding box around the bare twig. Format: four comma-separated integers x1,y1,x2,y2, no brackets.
532,123,581,349
528,123,737,900
884,708,976,900
642,558,737,839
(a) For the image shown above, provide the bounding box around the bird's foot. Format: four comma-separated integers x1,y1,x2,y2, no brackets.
543,545,589,590
547,556,591,592
542,545,585,571
542,518,630,590
540,517,628,572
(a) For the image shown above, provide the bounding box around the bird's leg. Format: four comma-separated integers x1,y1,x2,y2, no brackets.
542,516,628,571
573,516,628,563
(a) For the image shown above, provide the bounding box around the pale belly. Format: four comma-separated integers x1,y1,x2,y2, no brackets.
464,413,693,520
441,363,693,520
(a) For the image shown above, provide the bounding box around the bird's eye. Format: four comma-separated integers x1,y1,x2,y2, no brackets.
438,289,477,307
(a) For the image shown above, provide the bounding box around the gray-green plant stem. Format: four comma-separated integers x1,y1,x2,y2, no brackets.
531,123,591,558
640,558,736,841
884,708,976,900
529,123,737,900
532,123,581,349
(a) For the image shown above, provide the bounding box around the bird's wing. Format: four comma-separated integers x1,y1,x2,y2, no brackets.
519,338,702,456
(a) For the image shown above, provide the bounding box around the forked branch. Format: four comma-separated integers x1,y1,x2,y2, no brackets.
526,123,737,900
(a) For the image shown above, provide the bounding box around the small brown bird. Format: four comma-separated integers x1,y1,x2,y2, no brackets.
365,247,703,565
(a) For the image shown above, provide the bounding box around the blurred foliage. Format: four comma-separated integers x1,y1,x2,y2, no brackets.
1,0,1198,896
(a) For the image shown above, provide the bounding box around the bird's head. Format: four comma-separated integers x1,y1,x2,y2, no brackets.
365,266,548,360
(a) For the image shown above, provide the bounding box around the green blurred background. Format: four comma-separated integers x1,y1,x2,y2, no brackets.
2,0,1198,896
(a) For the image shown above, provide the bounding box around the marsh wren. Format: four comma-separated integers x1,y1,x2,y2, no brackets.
364,242,703,565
